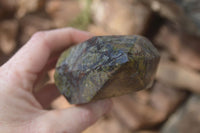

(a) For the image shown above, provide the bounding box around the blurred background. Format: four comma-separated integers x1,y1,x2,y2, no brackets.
0,0,200,132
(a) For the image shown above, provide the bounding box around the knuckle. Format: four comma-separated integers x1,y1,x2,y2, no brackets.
67,27,75,31
41,124,54,133
31,31,47,44
32,112,58,133
31,31,50,49
66,27,77,34
80,109,95,124
35,120,56,133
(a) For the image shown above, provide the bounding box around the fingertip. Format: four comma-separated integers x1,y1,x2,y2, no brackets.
72,29,93,42
84,31,94,38
78,29,93,37
69,27,93,37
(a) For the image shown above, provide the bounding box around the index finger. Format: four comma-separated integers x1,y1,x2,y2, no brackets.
2,28,92,89
7,28,91,72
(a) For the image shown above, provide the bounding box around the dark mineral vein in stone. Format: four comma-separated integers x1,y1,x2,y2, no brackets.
54,35,160,104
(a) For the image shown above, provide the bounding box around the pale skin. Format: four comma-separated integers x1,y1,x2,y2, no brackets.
0,28,112,133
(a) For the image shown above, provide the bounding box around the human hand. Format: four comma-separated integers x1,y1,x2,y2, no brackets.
0,28,112,133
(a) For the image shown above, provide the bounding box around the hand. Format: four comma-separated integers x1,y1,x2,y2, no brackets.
0,28,112,133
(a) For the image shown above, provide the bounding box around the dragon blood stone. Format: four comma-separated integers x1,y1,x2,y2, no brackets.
54,35,160,104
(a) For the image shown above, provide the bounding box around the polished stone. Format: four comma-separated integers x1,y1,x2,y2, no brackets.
54,35,160,104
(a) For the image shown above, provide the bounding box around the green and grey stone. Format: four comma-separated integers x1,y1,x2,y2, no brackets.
54,35,160,104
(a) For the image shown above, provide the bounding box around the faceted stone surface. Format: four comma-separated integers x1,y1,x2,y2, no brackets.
54,35,160,104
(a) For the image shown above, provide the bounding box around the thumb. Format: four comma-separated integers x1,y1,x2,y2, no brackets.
34,99,112,133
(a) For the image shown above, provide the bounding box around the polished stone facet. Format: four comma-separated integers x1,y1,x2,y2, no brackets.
54,35,160,104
